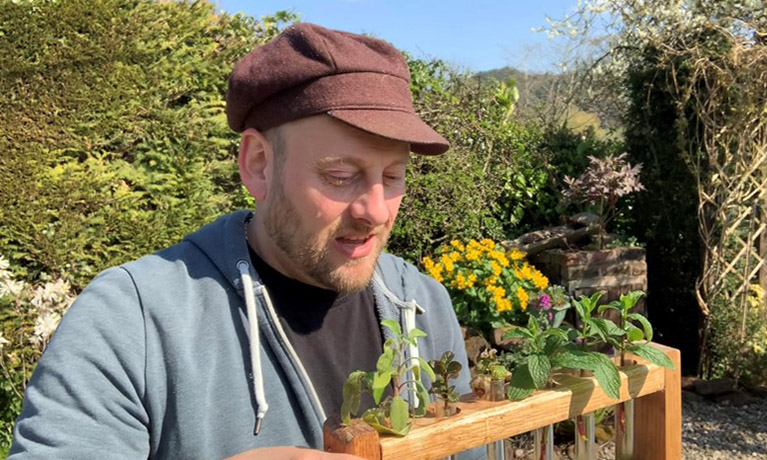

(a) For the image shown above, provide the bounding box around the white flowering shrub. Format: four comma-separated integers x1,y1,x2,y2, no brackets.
0,255,75,452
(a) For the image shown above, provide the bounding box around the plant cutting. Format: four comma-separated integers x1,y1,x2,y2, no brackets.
597,290,675,460
502,311,621,402
340,320,434,437
428,351,462,417
569,291,614,460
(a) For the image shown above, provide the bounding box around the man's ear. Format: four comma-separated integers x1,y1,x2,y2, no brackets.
238,128,271,201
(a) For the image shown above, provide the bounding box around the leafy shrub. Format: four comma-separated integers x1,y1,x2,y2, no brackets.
0,0,296,451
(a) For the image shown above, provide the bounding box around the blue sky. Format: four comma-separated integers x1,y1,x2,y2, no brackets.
214,0,578,73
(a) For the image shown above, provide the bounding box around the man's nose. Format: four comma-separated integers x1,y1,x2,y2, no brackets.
350,181,389,227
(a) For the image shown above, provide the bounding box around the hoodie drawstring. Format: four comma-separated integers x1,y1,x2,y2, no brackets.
237,260,268,435
371,272,426,409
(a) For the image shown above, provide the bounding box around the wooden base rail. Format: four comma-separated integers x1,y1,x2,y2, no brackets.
324,342,681,460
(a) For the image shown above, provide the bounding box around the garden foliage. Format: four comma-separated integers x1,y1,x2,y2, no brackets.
0,0,627,451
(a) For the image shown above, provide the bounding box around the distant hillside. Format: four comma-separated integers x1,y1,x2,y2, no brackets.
474,66,621,136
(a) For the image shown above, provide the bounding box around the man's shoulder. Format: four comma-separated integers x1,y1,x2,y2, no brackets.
376,252,449,306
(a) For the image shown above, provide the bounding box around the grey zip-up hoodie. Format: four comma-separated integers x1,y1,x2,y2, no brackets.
9,211,477,459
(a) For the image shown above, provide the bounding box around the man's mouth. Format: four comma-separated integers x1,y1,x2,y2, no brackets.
335,234,376,258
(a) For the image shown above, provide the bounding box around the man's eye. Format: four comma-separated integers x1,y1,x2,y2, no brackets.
325,174,354,185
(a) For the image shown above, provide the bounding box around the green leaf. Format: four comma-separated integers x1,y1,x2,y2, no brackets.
407,328,427,341
597,304,621,315
527,314,540,336
591,318,625,339
528,354,551,389
446,361,462,376
507,362,536,400
626,323,644,342
551,349,620,400
389,396,409,433
620,291,645,311
502,327,532,340
372,371,392,404
381,319,402,337
629,343,675,369
376,348,395,373
414,380,430,417
417,356,435,381
628,313,653,342
341,371,365,424
572,298,586,320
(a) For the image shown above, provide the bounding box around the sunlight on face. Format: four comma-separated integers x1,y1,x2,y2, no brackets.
259,115,410,292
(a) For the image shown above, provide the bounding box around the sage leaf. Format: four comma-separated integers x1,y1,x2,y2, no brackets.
417,356,436,381
376,348,395,373
390,396,409,433
407,328,427,341
381,319,402,336
372,371,392,404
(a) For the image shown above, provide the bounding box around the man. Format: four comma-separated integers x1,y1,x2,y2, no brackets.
9,23,474,459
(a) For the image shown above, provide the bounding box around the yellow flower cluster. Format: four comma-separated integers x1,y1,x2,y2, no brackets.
517,286,529,310
424,238,550,316
513,262,549,290
488,285,512,312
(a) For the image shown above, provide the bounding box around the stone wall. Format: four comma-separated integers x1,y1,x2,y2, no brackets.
531,247,647,315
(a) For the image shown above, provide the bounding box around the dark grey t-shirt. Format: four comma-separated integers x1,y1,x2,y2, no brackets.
248,248,383,416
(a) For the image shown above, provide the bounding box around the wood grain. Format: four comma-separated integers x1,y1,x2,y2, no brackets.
634,343,682,460
323,415,381,460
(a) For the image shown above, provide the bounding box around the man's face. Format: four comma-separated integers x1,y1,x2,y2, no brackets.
259,115,410,292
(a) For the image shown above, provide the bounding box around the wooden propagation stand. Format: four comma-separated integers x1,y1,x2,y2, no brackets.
324,342,681,460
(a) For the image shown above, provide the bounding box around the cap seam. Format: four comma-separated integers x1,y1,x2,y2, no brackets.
327,105,413,113
318,35,339,71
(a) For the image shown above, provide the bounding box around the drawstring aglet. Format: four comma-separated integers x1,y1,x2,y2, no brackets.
254,417,263,436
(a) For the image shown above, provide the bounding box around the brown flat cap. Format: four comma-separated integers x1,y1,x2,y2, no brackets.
226,23,449,155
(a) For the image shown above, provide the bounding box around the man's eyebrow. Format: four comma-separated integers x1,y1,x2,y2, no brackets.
314,157,362,168
314,156,410,170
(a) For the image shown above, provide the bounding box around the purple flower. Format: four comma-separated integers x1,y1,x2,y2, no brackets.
535,293,552,310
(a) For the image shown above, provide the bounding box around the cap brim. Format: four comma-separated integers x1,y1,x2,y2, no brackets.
327,109,450,155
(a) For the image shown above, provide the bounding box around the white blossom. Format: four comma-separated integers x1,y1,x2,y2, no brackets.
33,311,62,344
0,332,9,350
0,279,25,298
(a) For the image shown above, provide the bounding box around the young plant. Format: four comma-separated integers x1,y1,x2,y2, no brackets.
428,351,462,414
572,291,624,349
340,320,435,437
598,291,675,369
503,315,620,401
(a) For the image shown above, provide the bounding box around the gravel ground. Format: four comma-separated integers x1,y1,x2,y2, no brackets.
681,393,767,460
504,392,767,459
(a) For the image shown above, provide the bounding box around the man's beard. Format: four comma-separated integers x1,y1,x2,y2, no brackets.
263,179,387,293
